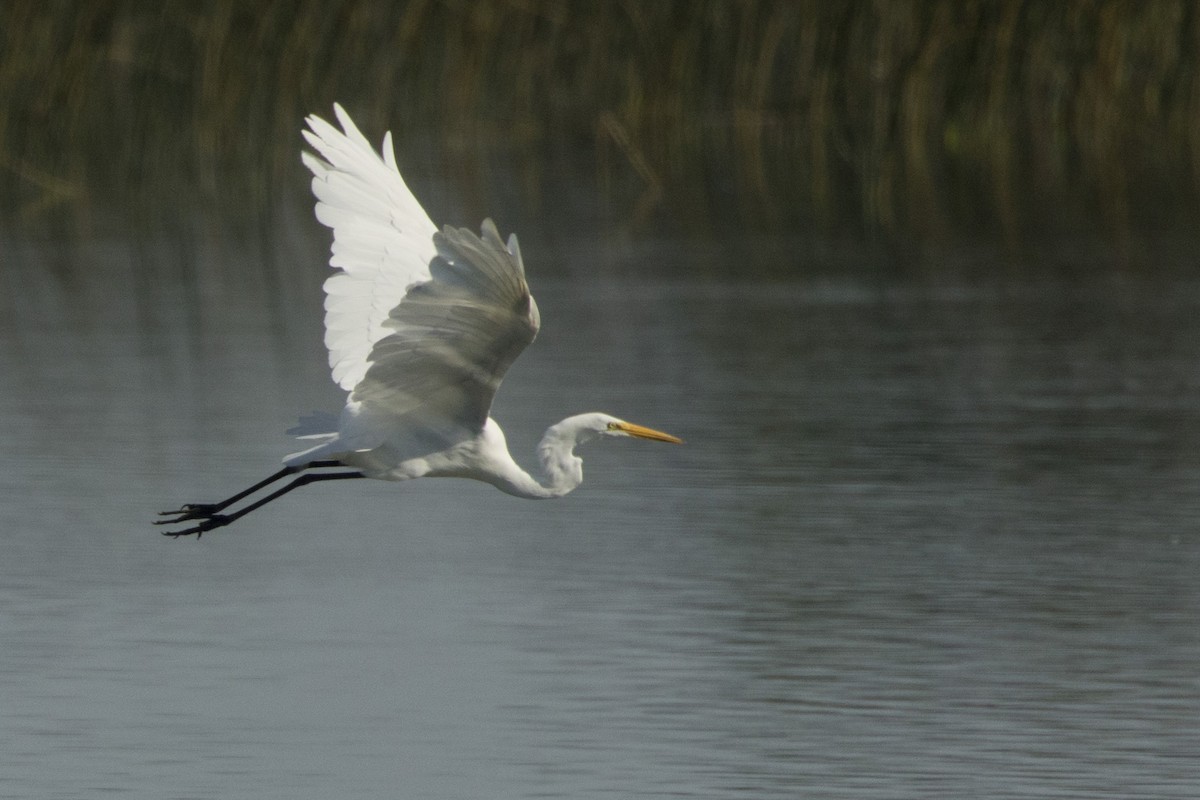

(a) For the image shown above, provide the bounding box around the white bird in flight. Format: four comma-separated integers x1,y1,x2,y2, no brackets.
158,104,681,538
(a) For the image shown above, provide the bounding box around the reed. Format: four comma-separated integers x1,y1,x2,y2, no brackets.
2,0,1198,272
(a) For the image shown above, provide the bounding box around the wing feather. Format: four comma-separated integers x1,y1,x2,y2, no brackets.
302,104,438,390
350,219,541,443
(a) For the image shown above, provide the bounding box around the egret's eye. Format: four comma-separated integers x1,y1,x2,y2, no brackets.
607,422,620,431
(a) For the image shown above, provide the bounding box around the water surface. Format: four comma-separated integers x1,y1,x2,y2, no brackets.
1,236,1198,798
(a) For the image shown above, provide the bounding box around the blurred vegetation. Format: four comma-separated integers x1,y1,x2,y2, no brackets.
3,0,1200,273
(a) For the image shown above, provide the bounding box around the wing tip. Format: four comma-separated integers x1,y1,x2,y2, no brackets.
333,103,367,144
478,218,522,260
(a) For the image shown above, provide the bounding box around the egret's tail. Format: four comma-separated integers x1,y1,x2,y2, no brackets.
283,411,340,465
287,411,338,438
283,403,393,467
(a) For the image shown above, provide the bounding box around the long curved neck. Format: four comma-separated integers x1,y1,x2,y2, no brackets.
493,417,591,499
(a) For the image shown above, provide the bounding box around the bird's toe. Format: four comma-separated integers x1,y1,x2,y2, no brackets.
154,503,221,523
161,514,229,539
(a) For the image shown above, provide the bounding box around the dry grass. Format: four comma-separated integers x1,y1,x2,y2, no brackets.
3,0,1199,271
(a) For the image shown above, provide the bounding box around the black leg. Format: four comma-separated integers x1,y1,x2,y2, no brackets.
156,459,348,523
161,471,366,539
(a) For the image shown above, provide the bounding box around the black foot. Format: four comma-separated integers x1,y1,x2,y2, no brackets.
161,514,231,539
155,503,221,525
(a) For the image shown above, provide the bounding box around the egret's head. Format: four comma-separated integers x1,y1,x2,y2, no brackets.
548,413,683,447
599,415,683,444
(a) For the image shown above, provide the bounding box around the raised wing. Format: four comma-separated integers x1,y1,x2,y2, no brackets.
350,220,541,445
302,104,438,391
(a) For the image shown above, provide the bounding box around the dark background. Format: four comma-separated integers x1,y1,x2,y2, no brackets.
4,0,1200,275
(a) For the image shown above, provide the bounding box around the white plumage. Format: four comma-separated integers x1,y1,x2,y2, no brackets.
157,104,680,538
301,104,438,391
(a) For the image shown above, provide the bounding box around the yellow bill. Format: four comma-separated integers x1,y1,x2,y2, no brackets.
610,421,684,444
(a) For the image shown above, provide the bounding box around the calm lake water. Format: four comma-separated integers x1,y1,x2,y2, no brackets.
1,231,1198,798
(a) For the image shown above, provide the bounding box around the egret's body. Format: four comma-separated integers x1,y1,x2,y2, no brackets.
158,104,679,537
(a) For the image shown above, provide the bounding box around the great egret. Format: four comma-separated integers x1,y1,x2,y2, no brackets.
157,104,681,538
